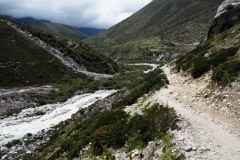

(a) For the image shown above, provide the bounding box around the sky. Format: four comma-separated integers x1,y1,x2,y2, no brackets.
0,0,152,28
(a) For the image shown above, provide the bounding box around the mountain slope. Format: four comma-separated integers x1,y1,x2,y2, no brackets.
0,19,71,87
12,17,89,40
175,20,240,84
84,0,223,61
0,16,120,87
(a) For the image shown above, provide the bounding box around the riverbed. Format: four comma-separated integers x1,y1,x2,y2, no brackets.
0,90,116,145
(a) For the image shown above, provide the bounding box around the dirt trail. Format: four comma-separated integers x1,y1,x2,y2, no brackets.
145,65,240,159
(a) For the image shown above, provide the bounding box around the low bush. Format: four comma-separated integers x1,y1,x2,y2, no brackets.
36,103,176,159
175,40,212,72
191,47,238,78
5,139,22,148
212,60,240,84
175,39,239,80
112,68,167,109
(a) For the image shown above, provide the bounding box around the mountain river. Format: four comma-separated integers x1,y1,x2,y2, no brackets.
0,90,116,145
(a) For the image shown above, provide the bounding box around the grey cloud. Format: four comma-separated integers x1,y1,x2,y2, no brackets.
0,0,152,28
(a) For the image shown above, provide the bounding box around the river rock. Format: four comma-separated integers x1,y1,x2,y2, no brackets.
1,155,8,159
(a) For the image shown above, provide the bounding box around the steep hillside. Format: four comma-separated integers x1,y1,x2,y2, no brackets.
0,16,120,87
84,0,223,61
0,20,71,87
175,19,240,85
12,17,89,40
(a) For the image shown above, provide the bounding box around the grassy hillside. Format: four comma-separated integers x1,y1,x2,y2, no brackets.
175,22,240,85
13,17,89,40
0,20,73,87
0,16,120,87
84,0,223,61
28,28,120,74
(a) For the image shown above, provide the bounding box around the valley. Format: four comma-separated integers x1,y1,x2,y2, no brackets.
1,0,240,159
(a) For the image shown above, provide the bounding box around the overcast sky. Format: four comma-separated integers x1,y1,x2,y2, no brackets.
0,0,152,28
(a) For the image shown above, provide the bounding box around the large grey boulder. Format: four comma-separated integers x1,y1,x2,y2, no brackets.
208,0,240,38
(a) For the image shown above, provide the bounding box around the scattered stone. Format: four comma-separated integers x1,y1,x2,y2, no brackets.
204,53,209,58
192,147,197,151
204,94,208,98
183,146,192,152
174,118,181,122
140,152,144,158
1,155,8,160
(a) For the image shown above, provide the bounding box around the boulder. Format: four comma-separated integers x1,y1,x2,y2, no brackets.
208,2,240,38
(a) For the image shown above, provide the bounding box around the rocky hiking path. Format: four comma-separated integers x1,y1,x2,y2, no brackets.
144,65,240,159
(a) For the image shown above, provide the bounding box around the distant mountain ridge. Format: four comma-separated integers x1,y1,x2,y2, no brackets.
75,27,105,36
7,16,89,40
7,16,105,39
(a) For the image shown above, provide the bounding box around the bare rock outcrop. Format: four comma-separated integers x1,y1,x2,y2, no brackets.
208,0,240,38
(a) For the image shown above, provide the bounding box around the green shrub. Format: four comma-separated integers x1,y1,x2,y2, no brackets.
175,41,212,72
87,103,176,155
212,60,240,84
61,139,75,151
5,139,22,148
191,47,238,78
175,39,239,79
112,68,167,109
38,103,176,158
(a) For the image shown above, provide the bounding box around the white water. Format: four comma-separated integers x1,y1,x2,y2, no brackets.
128,63,160,73
0,90,116,145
